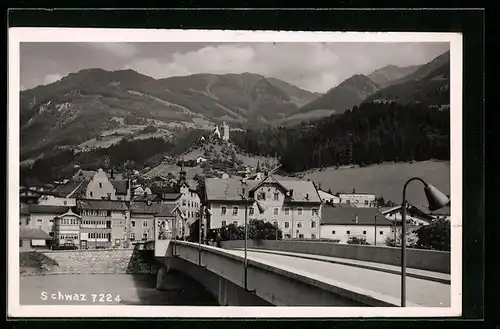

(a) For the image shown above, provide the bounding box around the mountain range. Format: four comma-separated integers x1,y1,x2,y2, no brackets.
20,50,450,160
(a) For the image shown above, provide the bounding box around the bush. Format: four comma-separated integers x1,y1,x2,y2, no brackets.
415,218,450,251
347,236,370,245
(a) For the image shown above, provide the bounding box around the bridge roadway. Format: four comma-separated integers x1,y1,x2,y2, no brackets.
226,247,451,307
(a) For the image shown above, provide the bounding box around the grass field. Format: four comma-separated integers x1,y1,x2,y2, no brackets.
276,160,450,208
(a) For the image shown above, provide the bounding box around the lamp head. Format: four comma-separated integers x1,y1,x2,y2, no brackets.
424,184,450,211
255,201,267,214
205,208,213,216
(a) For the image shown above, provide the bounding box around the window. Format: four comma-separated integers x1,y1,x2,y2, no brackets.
273,192,279,201
131,221,136,227
19,240,23,247
99,183,102,188
64,200,67,205
380,231,383,235
49,219,54,224
115,239,121,246
274,208,279,215
312,208,318,216
142,233,148,241
182,200,187,206
297,221,303,228
311,221,316,228
298,234,304,239
249,207,254,216
284,208,290,215
221,220,227,227
233,221,238,225
232,206,239,216
221,206,227,215
311,234,316,239
37,219,42,226
363,230,367,234
346,230,351,234
257,192,266,200
90,191,93,197
364,200,369,205
284,234,291,239
188,201,191,207
331,230,336,234
284,221,290,228
142,220,148,227
297,208,303,215
130,233,135,241
107,210,112,217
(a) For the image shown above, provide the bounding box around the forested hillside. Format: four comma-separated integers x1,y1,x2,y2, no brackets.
231,101,450,173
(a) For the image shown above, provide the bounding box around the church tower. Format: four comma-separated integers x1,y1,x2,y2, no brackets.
213,125,221,139
222,121,229,141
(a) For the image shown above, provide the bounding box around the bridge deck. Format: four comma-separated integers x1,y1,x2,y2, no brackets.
227,248,450,307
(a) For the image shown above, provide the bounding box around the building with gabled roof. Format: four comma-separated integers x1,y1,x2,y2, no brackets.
320,206,392,245
19,227,52,251
204,175,322,239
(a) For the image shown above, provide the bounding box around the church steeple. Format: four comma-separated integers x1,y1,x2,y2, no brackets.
178,156,187,187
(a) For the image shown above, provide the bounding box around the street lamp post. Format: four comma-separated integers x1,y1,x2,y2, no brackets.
240,186,266,291
374,214,378,246
400,177,450,307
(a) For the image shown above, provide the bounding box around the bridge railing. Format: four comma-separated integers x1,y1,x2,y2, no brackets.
166,240,402,307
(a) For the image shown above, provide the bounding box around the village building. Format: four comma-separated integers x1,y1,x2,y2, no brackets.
320,206,392,245
338,192,377,208
317,189,341,205
25,204,71,240
204,175,322,239
19,227,52,251
76,199,129,249
54,208,82,247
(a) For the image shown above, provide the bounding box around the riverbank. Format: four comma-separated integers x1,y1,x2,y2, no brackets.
19,249,155,276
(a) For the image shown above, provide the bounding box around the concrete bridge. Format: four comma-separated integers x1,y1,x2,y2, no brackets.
153,239,451,307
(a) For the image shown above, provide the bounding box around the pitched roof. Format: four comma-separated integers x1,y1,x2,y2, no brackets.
205,178,259,201
19,227,52,240
77,199,128,211
74,170,96,180
280,179,322,203
161,193,182,201
110,180,128,195
156,203,183,217
321,206,392,226
130,201,161,215
28,205,71,214
52,180,85,197
132,194,159,202
20,205,30,215
204,177,321,204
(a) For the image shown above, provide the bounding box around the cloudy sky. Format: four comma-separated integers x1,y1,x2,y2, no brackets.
20,42,449,93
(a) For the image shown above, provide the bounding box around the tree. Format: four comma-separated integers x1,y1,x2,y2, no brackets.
415,218,450,251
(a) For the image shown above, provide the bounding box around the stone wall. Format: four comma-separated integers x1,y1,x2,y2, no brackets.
221,239,450,274
20,248,157,276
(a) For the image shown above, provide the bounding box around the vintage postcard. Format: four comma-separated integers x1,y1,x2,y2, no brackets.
8,28,462,318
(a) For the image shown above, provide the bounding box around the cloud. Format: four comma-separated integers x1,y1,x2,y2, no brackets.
86,42,139,58
123,43,340,92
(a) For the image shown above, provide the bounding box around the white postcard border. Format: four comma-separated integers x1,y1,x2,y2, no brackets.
8,28,463,318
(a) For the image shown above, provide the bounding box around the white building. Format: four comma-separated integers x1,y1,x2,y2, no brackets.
338,192,376,208
204,175,322,239
317,189,341,204
222,121,230,141
320,206,392,245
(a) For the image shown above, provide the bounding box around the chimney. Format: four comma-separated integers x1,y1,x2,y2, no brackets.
289,189,294,198
353,188,356,194
306,193,309,200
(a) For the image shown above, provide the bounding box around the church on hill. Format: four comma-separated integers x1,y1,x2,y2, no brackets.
212,121,230,141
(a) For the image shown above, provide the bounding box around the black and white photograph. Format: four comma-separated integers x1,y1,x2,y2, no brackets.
8,29,462,318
